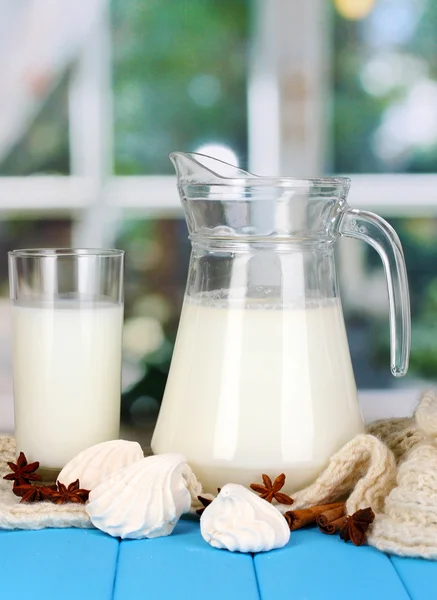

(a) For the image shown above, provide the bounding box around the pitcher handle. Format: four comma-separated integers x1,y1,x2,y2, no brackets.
339,208,411,377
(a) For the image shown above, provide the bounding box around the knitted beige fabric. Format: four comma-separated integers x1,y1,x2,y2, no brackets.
0,436,91,530
368,390,437,559
274,433,397,514
367,416,424,462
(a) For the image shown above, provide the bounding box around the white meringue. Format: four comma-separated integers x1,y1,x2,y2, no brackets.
86,453,192,539
58,440,144,490
200,483,290,553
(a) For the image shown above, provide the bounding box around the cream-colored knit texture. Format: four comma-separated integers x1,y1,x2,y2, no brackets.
0,436,91,530
368,390,437,559
366,416,424,462
274,433,397,515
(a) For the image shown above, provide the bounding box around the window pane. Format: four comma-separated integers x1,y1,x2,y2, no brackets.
340,215,437,390
333,0,437,173
112,0,249,175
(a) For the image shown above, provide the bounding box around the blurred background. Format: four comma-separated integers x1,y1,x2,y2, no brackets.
0,0,436,436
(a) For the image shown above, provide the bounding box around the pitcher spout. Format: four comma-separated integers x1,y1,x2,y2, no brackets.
170,151,254,185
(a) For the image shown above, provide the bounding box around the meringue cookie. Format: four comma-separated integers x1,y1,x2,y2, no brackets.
86,453,192,539
58,440,144,490
200,483,290,553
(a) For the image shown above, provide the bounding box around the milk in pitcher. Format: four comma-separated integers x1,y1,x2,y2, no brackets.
152,292,364,493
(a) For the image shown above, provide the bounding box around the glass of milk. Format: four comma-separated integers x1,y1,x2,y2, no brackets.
8,248,124,475
151,151,411,494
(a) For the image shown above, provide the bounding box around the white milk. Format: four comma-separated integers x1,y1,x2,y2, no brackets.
12,301,124,468
152,295,364,493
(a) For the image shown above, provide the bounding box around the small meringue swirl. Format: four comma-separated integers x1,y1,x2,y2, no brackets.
200,483,290,552
87,453,192,539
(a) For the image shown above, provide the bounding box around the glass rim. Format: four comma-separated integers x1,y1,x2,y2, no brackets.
180,177,351,189
8,248,124,258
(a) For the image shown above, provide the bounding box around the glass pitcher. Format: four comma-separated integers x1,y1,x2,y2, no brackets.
151,152,411,494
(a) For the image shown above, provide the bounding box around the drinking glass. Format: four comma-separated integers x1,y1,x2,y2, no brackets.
8,248,124,475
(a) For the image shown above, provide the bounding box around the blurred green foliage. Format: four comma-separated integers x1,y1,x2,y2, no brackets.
395,219,437,379
333,0,437,174
410,281,437,378
111,0,249,174
116,217,190,419
365,218,437,382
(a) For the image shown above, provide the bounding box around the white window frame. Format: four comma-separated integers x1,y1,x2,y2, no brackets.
0,0,433,415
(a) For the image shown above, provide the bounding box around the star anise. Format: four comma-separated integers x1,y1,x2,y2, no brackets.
47,479,90,504
196,496,212,516
250,474,294,505
196,488,221,516
340,507,375,546
3,452,41,486
14,483,57,504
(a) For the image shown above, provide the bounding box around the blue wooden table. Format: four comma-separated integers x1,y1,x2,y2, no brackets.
0,517,434,599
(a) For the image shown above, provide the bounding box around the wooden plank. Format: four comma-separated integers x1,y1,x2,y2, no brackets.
0,528,119,600
391,555,437,600
113,517,260,600
254,529,410,600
